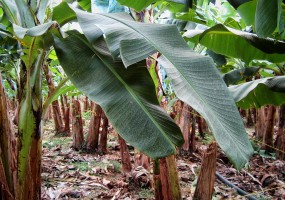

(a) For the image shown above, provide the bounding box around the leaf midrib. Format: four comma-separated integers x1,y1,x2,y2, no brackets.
71,33,176,151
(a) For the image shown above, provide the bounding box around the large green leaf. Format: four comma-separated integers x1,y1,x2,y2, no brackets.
75,10,253,169
229,76,285,109
52,2,76,26
255,0,282,38
54,31,184,159
237,0,256,26
117,0,156,11
184,24,285,63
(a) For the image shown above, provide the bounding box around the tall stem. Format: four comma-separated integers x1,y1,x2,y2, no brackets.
17,51,44,200
159,155,181,200
153,159,163,200
276,105,285,159
262,105,276,152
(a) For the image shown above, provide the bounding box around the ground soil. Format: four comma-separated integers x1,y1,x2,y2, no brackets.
41,120,285,200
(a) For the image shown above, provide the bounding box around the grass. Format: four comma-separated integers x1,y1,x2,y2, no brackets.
82,110,92,121
110,160,121,173
201,133,215,144
67,160,122,173
138,188,154,199
43,137,72,150
71,160,96,171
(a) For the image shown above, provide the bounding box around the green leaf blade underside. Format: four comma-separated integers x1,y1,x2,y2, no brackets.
53,32,184,159
184,24,285,63
229,76,285,109
75,11,253,169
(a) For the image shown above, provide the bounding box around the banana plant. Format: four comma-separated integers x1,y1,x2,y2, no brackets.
0,0,61,199
183,24,285,64
53,4,253,170
179,1,285,100
228,0,284,38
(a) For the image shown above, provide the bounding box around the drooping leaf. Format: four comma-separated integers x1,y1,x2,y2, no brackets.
229,76,285,109
14,23,57,69
255,0,282,38
184,24,285,63
13,21,54,39
54,31,184,159
223,67,260,86
75,10,253,169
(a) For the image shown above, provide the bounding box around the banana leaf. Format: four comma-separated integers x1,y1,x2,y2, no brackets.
73,10,253,169
229,76,285,109
54,31,184,159
184,24,285,63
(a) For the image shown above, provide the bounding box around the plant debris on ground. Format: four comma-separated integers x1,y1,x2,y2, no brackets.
41,121,285,200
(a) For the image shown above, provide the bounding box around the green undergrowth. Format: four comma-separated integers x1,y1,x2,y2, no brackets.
138,188,154,199
201,132,215,144
43,136,72,150
68,160,122,173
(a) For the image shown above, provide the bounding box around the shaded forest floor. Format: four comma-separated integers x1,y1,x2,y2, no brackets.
41,120,285,200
